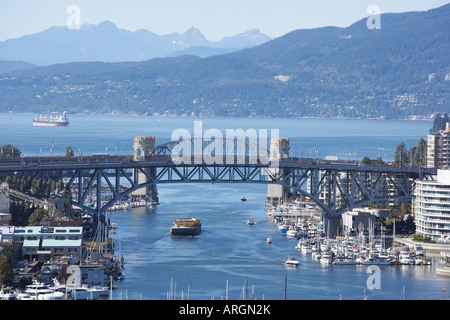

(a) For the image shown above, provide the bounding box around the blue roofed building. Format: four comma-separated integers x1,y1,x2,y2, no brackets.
13,226,84,262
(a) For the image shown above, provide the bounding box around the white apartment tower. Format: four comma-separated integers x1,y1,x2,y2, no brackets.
414,169,450,241
427,122,450,168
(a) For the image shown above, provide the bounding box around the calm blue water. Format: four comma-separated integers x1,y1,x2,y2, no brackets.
2,113,450,300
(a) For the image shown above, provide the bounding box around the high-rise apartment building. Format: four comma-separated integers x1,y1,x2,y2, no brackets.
427,122,450,168
414,169,450,241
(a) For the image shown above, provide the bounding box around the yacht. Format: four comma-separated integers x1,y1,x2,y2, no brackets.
333,258,356,265
399,249,413,265
51,279,103,300
301,245,313,254
38,291,66,300
114,269,125,281
378,250,389,260
25,281,54,296
356,254,367,264
285,257,300,267
321,250,332,259
15,292,35,300
312,251,322,259
361,257,390,265
24,280,66,300
65,286,104,300
0,289,17,300
286,226,298,238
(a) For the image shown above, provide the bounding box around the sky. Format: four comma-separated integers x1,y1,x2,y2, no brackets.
0,0,449,41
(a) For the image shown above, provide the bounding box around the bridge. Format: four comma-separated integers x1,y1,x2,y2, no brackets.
0,136,437,217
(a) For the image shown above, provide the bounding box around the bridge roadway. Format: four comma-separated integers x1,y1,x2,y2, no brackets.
0,154,437,216
0,154,437,174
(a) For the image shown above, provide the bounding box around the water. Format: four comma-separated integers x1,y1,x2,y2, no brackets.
2,113,450,300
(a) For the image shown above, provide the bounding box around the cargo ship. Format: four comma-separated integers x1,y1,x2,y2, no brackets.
170,218,201,236
33,112,69,127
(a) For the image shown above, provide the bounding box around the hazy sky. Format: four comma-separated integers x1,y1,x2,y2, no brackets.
0,0,449,41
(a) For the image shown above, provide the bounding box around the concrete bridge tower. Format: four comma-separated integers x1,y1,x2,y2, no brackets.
132,136,159,204
266,138,290,207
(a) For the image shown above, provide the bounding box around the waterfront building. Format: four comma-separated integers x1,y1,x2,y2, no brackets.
414,169,450,241
0,225,14,243
427,122,450,168
341,209,375,235
13,226,84,262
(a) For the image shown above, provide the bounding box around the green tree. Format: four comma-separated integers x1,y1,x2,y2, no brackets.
0,144,21,158
0,256,14,284
394,142,408,165
28,207,48,226
0,242,17,267
50,181,56,193
361,157,371,164
65,146,74,157
412,138,427,165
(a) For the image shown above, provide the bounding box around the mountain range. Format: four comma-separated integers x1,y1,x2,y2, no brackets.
0,4,449,119
0,21,271,66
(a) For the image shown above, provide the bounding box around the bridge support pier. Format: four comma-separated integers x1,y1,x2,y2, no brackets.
132,136,159,204
266,138,290,207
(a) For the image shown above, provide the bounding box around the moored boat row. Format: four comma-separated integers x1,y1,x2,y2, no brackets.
1,278,109,300
267,206,434,268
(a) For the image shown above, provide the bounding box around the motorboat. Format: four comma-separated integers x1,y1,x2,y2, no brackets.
361,257,390,265
378,250,389,260
312,251,322,259
286,226,298,238
301,246,313,254
0,289,17,300
320,251,333,264
321,250,333,259
65,286,104,300
278,222,290,235
91,286,109,297
285,257,300,267
266,237,272,244
356,254,367,264
15,292,35,300
240,196,247,201
399,250,413,265
114,269,125,280
51,278,102,300
333,258,356,265
388,256,398,265
436,266,450,277
38,291,65,300
414,245,424,257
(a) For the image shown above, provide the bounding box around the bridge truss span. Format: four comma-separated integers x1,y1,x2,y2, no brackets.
0,140,437,217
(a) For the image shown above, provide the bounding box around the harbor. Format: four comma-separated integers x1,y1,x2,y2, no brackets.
1,114,450,300
268,200,439,267
104,182,450,300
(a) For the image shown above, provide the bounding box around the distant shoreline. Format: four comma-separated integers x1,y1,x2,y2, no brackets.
1,112,434,121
